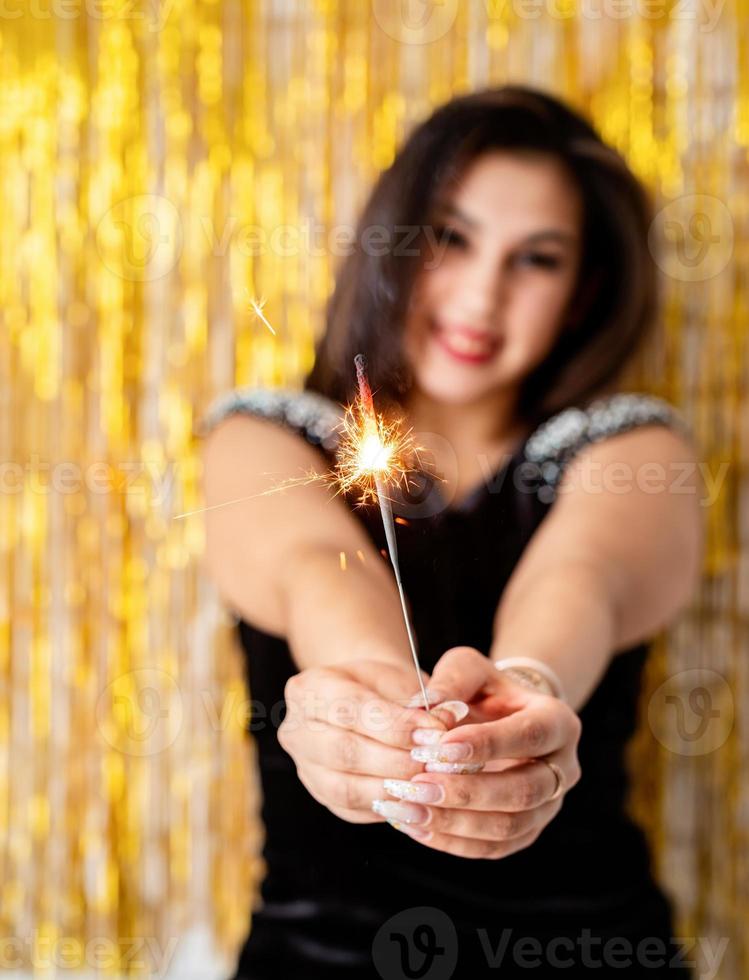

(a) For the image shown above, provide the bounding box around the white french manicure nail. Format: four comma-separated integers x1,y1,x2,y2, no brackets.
425,761,484,774
385,817,432,840
405,687,445,707
433,700,469,723
411,743,473,763
384,778,445,804
411,728,443,745
372,799,429,825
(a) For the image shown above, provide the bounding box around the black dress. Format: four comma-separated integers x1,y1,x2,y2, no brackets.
199,387,694,979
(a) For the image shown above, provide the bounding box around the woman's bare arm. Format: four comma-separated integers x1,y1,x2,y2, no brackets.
490,426,704,712
200,413,414,671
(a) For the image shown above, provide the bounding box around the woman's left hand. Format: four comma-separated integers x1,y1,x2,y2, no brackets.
376,646,583,859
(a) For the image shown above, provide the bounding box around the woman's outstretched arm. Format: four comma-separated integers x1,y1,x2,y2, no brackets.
200,412,416,671
489,425,705,713
200,411,457,828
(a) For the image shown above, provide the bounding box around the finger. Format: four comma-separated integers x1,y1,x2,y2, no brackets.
415,794,563,842
363,671,471,731
383,749,575,813
414,700,471,730
448,795,563,841
295,761,391,824
429,697,580,762
336,664,464,735
387,821,545,860
429,647,525,713
284,668,448,749
339,661,465,733
279,718,427,779
339,660,432,704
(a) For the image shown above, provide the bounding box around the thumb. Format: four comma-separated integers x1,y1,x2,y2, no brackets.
428,646,496,703
429,646,527,721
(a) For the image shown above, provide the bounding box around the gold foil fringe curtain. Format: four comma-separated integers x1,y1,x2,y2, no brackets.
0,0,746,976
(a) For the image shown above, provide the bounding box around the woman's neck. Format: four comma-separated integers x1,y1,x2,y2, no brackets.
402,385,527,450
400,386,531,506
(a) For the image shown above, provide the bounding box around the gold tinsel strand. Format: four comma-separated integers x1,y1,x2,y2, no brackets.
0,2,746,976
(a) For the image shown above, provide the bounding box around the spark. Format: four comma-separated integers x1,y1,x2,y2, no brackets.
172,468,327,519
330,358,422,508
245,290,277,335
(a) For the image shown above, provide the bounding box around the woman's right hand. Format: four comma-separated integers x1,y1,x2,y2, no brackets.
277,659,467,824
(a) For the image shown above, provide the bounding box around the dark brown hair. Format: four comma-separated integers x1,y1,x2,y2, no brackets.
303,84,657,429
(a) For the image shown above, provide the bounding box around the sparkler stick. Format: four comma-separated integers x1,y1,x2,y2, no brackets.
353,354,431,714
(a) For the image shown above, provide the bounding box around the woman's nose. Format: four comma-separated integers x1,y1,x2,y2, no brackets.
451,253,507,321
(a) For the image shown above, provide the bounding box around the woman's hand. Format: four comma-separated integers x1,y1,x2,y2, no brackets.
277,657,468,824
375,647,582,858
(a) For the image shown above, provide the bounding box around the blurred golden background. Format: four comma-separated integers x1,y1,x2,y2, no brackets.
0,1,746,977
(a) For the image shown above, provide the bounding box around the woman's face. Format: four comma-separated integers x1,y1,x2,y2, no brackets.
403,151,584,408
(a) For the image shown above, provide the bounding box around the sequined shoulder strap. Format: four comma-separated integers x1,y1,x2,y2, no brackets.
197,386,343,452
524,391,692,502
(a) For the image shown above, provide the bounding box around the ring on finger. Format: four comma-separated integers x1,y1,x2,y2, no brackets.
537,757,565,801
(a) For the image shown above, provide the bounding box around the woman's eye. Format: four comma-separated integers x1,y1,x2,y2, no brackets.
515,252,562,270
434,225,467,248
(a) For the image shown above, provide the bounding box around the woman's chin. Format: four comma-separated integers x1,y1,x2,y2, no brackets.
413,374,500,406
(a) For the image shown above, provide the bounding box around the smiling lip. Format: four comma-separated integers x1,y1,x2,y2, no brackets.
431,320,501,364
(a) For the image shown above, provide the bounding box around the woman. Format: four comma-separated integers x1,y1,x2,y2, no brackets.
199,86,703,977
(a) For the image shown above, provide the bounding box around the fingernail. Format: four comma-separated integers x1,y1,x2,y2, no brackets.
411,742,473,763
405,687,445,708
384,817,432,840
433,700,470,723
411,728,443,745
384,778,445,804
372,799,429,825
425,761,484,774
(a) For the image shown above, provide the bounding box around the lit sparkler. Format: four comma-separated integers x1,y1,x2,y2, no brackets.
174,352,432,712
349,354,431,714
